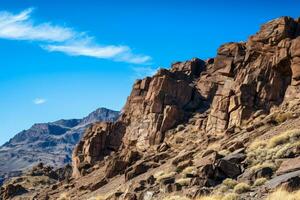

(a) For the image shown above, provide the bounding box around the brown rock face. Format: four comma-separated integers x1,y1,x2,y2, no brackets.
72,58,205,177
72,16,300,179
277,157,300,175
122,59,205,150
72,121,125,178
203,16,300,133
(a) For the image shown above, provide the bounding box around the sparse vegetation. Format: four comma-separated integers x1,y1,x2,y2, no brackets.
196,194,239,200
182,166,197,177
266,188,300,200
163,195,191,200
218,149,230,156
268,129,300,148
175,177,192,186
222,178,238,189
217,185,229,193
154,171,176,182
249,162,276,173
233,183,251,194
246,129,300,171
196,196,222,200
57,193,70,200
273,112,293,124
222,193,239,200
88,196,106,200
253,178,267,186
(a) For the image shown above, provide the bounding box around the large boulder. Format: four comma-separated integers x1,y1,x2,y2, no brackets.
266,170,300,190
276,157,300,175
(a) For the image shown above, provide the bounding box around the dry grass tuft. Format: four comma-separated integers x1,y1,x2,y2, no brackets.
268,129,300,148
266,188,300,200
217,185,230,193
246,129,300,170
57,193,70,200
222,193,238,200
196,196,222,200
253,178,267,186
195,194,238,200
163,195,191,200
222,178,238,189
233,182,251,194
182,166,197,177
249,162,276,173
175,177,192,186
273,112,294,124
155,171,176,182
219,149,230,156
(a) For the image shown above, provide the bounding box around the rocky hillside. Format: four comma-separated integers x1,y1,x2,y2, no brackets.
0,108,119,184
2,16,300,200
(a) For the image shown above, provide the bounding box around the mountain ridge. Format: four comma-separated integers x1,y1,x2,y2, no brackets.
0,107,119,184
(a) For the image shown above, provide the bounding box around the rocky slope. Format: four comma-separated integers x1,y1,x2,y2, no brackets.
2,16,300,200
0,108,119,185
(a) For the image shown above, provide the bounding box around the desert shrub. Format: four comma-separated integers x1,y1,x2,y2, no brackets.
217,185,229,193
57,193,70,200
196,194,238,200
266,188,300,200
248,140,267,151
182,166,197,177
273,112,293,124
219,149,230,156
154,170,165,178
222,178,238,189
175,177,192,186
246,129,300,170
163,195,191,200
88,196,106,200
196,196,222,200
268,134,289,148
222,193,239,200
268,129,300,147
155,171,176,182
233,183,251,194
253,178,267,186
249,162,276,173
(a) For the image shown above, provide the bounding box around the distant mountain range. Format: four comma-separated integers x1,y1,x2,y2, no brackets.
0,108,119,182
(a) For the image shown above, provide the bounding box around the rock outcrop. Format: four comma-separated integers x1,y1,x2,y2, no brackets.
203,17,299,133
72,17,300,178
72,58,206,177
5,16,300,200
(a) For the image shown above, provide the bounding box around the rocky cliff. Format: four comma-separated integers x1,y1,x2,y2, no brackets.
72,16,300,178
3,16,300,200
0,108,119,184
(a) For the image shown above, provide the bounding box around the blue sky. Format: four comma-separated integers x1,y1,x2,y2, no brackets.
0,0,299,145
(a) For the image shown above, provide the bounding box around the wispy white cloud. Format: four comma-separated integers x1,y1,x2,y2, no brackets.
33,98,47,105
0,8,74,42
43,43,152,64
0,8,151,64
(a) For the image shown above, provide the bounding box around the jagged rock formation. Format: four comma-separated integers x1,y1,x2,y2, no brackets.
0,108,119,184
72,17,300,178
4,16,300,200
